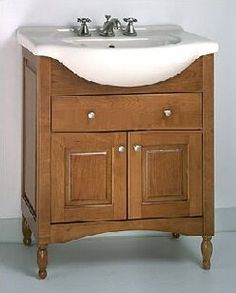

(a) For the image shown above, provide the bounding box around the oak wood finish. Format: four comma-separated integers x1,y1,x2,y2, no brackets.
22,54,38,238
201,236,213,270
21,48,215,278
37,245,48,279
21,195,37,237
22,216,32,246
172,233,180,239
202,55,215,236
50,217,203,243
24,65,37,211
34,57,52,246
51,57,203,95
128,131,202,219
51,94,202,132
51,132,127,222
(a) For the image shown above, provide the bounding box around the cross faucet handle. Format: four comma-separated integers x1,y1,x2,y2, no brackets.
123,17,138,23
77,17,91,24
103,15,111,28
123,17,138,36
76,17,91,36
105,15,111,21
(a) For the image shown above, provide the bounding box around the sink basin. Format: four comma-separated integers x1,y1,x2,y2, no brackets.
61,35,180,48
60,28,181,48
16,25,218,87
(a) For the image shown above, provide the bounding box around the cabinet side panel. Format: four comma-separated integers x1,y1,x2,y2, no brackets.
202,54,215,236
36,57,52,244
24,63,37,212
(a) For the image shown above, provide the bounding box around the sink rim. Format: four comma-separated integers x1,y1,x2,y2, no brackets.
60,33,182,49
16,24,219,87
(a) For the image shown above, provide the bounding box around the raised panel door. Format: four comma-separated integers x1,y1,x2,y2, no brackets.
51,132,127,222
128,131,202,219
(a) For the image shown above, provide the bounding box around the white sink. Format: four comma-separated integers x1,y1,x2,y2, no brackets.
17,25,218,87
60,28,181,48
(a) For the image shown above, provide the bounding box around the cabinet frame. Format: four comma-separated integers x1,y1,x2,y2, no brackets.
22,50,214,242
21,49,215,277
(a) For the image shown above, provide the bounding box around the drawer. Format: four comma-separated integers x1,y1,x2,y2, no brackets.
51,94,202,132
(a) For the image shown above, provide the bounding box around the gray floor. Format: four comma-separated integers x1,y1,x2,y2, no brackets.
0,232,235,293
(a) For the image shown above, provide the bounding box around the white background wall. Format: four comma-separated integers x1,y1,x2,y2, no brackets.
0,0,235,218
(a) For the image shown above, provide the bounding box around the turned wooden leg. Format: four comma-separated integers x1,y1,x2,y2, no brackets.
22,216,32,246
201,236,213,270
172,233,180,239
37,245,48,279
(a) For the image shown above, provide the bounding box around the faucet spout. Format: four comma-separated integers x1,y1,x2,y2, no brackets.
99,17,122,37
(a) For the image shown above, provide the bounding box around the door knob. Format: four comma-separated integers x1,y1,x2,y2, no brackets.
163,109,172,117
87,111,96,119
133,144,142,152
118,145,126,153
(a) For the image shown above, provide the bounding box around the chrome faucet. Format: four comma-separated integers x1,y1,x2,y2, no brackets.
123,17,138,36
99,15,122,37
74,15,138,37
76,17,91,36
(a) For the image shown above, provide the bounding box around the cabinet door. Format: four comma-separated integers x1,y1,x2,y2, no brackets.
51,133,127,223
128,131,202,219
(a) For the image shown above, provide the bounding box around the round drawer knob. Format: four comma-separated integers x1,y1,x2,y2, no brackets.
133,144,142,152
87,111,96,119
118,146,126,153
163,109,172,117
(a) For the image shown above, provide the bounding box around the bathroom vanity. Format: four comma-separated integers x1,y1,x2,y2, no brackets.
18,24,217,279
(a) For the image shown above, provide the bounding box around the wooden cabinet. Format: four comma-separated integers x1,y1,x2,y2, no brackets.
51,131,202,223
21,49,215,279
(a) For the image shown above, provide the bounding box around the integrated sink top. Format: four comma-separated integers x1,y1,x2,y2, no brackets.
61,36,180,49
60,27,181,48
17,25,218,87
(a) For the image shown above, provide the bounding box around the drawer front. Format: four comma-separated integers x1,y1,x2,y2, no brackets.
51,94,202,132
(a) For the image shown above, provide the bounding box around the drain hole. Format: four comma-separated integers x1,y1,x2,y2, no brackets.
108,44,115,48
